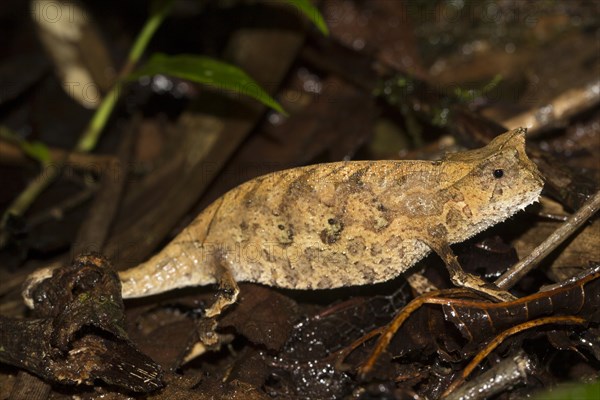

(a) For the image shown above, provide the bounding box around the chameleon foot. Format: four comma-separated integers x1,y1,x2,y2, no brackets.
178,318,234,365
430,241,516,302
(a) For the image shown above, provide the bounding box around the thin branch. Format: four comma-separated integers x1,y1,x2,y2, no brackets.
495,190,600,289
502,79,600,137
0,139,117,170
442,316,585,397
73,116,138,254
26,186,98,229
442,351,533,400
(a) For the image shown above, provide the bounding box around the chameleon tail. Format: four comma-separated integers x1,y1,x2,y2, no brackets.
119,199,223,299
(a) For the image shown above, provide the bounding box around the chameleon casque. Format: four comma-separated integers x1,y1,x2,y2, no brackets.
24,128,544,313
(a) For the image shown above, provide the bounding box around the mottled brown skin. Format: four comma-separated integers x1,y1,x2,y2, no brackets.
117,128,543,300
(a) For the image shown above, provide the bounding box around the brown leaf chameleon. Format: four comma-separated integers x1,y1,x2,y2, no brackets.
24,128,543,315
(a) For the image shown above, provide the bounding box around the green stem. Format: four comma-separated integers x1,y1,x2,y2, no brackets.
75,83,121,152
0,166,60,247
77,0,174,152
0,0,174,245
127,0,174,69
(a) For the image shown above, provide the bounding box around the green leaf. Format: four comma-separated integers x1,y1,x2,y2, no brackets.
20,140,51,165
0,126,51,165
129,53,286,115
279,0,329,35
530,381,600,400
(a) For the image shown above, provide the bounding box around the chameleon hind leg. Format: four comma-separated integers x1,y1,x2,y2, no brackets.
204,258,240,318
178,256,240,365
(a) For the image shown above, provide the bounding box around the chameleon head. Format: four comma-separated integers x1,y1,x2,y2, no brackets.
446,127,544,233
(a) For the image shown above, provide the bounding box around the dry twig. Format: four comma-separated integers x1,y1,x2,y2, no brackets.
495,190,600,289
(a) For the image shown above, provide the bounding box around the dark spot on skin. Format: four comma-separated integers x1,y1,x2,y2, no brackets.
282,266,298,287
278,167,318,214
378,257,392,266
277,223,294,246
348,168,367,188
263,249,273,262
285,225,295,243
242,178,264,208
371,244,382,256
445,208,465,229
365,200,396,233
352,260,376,282
240,221,248,231
385,235,401,250
320,229,339,244
428,224,448,239
397,246,404,259
338,272,352,286
320,218,344,244
334,167,371,199
395,174,408,187
450,190,464,202
462,205,472,218
347,237,366,256
317,276,332,289
286,168,317,197
361,268,376,283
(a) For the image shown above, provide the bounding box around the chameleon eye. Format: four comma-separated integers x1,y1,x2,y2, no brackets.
493,169,504,179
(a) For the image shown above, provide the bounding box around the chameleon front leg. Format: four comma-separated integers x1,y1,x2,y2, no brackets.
425,239,516,302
